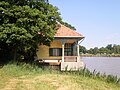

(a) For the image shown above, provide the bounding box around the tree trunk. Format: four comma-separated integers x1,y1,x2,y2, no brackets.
13,48,17,62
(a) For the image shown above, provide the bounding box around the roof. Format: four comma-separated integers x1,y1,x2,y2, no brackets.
54,24,84,38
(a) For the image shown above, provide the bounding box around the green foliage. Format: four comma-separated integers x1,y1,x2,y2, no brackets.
80,44,120,56
106,75,120,84
1,62,120,85
0,0,61,62
0,63,120,90
60,21,76,30
79,46,87,54
1,64,120,90
63,67,120,84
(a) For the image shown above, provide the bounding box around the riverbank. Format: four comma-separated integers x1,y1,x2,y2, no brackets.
0,63,120,90
81,53,120,57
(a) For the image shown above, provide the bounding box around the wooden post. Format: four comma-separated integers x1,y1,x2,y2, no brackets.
77,44,80,56
62,44,64,62
60,39,65,62
77,44,80,62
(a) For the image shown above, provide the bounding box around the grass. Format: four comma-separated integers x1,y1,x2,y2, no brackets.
0,63,120,90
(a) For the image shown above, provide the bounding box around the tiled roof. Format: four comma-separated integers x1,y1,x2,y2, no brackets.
54,24,84,38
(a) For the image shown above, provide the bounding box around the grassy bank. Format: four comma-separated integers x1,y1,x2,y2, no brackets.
0,63,120,90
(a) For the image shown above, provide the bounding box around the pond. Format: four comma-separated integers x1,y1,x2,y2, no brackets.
81,57,120,78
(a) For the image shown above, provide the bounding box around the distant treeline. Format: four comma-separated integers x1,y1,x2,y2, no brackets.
79,44,120,56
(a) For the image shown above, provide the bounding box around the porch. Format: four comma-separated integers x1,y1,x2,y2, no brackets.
37,56,84,71
37,56,78,65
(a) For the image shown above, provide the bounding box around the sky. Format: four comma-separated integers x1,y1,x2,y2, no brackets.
49,0,120,49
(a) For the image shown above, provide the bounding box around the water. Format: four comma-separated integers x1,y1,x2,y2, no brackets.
81,57,120,78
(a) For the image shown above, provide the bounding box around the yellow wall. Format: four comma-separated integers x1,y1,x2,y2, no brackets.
36,40,62,60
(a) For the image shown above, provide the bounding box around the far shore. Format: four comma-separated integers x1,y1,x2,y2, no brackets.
80,54,120,57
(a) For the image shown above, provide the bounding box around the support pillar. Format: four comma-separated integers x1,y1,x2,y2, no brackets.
62,44,64,62
77,44,80,62
60,39,65,62
77,44,80,56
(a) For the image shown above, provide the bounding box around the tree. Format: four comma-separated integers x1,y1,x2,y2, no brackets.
106,44,112,54
106,44,112,50
79,46,87,54
88,48,94,54
93,47,99,54
60,21,76,30
112,44,120,54
79,44,120,55
0,0,61,62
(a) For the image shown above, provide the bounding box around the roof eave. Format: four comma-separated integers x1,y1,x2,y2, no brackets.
54,36,85,37
54,36,85,39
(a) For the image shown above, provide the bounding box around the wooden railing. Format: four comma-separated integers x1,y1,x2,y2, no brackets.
64,56,77,62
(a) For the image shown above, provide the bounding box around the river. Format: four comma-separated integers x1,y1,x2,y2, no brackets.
81,57,120,78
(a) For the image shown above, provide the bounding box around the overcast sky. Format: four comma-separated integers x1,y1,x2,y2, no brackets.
50,0,120,49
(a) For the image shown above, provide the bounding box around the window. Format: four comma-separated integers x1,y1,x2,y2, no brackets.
64,43,73,56
49,48,62,56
